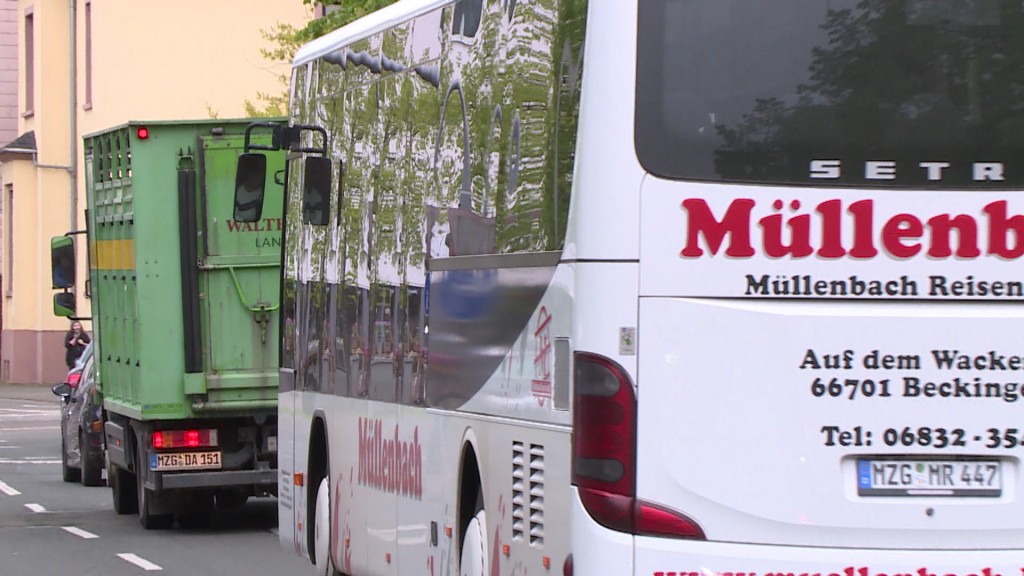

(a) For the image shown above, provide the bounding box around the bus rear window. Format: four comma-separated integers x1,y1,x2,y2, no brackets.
635,0,1024,188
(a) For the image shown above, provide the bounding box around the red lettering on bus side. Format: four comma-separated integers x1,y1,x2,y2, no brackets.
356,418,423,499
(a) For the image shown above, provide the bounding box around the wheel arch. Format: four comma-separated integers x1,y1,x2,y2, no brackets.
457,428,484,560
306,411,330,564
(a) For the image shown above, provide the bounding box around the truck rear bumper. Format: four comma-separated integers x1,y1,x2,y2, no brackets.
158,469,277,490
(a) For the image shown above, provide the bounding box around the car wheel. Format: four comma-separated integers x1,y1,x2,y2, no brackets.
80,430,102,487
61,434,80,483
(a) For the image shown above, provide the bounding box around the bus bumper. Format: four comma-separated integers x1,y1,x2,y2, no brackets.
570,491,1024,576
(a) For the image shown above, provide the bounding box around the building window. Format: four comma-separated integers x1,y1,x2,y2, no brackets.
5,183,12,298
23,9,33,116
84,1,92,109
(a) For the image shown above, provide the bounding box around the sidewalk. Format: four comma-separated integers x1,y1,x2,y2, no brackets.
0,382,61,403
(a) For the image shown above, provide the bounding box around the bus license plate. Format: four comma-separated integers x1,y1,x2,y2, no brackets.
857,459,1001,497
150,451,222,471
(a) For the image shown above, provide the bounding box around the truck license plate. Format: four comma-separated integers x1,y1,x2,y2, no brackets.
857,459,1001,497
150,451,222,471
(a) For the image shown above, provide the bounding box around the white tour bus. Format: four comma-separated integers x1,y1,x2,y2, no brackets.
234,0,1024,574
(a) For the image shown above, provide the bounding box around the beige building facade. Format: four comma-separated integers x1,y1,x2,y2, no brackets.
0,0,308,384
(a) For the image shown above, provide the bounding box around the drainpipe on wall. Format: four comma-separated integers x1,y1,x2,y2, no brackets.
69,0,77,232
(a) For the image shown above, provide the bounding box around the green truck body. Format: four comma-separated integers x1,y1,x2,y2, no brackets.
80,119,284,527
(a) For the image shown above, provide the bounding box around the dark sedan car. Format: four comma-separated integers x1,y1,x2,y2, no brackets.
52,349,104,486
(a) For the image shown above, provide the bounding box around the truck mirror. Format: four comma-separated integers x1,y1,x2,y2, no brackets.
302,156,332,226
54,291,76,317
51,236,76,288
234,153,268,223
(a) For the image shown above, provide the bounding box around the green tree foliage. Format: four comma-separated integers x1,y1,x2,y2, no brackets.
245,0,399,117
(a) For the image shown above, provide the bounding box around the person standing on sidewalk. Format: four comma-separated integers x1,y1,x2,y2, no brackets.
64,321,90,369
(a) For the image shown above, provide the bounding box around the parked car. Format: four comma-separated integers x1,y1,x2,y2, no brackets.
63,341,93,387
52,347,103,486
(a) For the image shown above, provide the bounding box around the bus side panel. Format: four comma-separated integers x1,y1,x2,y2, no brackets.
277,382,299,554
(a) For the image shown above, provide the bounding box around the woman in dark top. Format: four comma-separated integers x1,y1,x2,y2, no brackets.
64,320,91,369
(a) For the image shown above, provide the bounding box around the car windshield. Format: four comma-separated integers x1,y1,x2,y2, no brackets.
635,0,1024,187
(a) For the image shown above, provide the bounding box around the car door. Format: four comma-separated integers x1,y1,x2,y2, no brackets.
66,356,94,466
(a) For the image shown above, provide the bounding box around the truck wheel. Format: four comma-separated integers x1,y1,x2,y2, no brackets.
178,491,214,529
313,476,336,576
460,506,488,576
80,431,102,487
136,443,174,530
214,490,249,510
61,435,81,483
110,463,138,514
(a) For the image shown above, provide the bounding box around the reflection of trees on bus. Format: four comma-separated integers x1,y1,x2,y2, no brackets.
704,0,1024,186
283,0,587,406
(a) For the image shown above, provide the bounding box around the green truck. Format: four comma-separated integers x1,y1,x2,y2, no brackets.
50,120,285,528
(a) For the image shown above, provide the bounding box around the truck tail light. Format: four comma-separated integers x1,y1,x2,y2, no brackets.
152,429,217,449
572,352,705,540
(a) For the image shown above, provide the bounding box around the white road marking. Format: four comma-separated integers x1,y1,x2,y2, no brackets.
269,527,279,535
0,459,62,464
0,426,60,432
117,553,163,571
61,526,99,539
24,503,45,513
0,480,20,495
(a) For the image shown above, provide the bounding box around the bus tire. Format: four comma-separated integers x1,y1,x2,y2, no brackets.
313,476,336,576
460,507,488,576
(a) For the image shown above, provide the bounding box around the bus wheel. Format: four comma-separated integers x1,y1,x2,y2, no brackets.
460,507,488,576
313,476,335,576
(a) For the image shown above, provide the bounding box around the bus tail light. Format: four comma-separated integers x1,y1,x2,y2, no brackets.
151,429,217,449
572,352,705,540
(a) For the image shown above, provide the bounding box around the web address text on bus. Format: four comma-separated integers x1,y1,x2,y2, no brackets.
653,567,1012,576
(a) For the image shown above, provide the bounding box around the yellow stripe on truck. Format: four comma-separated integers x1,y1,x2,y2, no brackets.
91,239,135,270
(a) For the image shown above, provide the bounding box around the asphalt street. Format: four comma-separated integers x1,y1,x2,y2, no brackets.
0,385,311,575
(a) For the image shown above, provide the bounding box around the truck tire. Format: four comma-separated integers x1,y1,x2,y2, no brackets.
110,463,138,514
214,490,249,510
136,442,174,530
80,430,102,487
177,491,214,529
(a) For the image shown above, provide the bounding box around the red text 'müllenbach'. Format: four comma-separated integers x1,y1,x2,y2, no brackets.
681,199,1024,260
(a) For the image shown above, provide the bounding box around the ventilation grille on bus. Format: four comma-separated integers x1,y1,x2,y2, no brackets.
513,441,545,546
528,443,545,546
512,442,527,542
